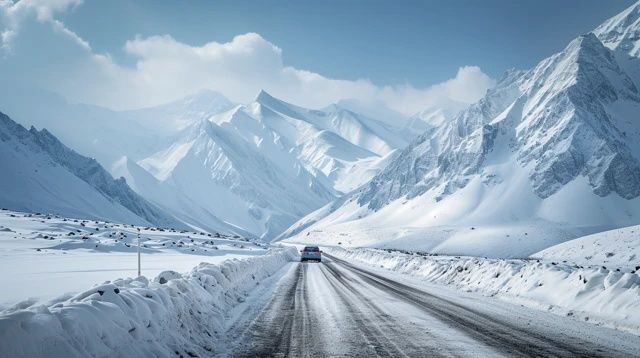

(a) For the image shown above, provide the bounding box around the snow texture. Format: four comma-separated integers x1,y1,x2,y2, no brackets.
0,244,297,357
0,209,270,308
325,244,640,334
534,224,640,270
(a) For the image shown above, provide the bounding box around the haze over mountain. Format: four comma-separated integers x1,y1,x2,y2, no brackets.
282,2,640,257
0,83,424,238
0,112,180,227
116,90,417,238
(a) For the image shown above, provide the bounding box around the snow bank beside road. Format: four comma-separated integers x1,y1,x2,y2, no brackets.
325,246,640,334
0,247,297,357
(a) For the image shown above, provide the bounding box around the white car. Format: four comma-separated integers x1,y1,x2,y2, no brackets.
300,246,322,262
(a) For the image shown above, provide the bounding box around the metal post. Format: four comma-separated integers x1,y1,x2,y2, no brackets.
137,233,141,277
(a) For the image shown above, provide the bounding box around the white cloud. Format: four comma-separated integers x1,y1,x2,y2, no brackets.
0,1,494,116
1,0,82,49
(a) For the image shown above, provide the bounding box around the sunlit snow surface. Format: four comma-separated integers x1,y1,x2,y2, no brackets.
282,4,640,253
535,224,640,270
0,210,268,309
325,240,640,334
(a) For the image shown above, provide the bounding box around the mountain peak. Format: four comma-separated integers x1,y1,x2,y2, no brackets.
594,1,640,56
254,89,298,108
253,89,309,119
552,32,620,75
255,89,277,104
568,32,605,53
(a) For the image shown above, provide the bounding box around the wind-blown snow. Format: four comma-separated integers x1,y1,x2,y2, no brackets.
0,87,236,170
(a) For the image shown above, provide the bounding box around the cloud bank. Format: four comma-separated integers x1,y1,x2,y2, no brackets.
0,0,494,116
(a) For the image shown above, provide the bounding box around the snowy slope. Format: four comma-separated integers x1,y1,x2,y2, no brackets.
283,5,640,257
125,91,412,239
533,224,640,270
112,157,256,238
0,112,179,227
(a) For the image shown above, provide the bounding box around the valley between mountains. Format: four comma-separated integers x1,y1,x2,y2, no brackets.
2,2,640,357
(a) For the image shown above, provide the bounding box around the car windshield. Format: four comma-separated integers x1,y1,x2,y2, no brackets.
303,246,319,252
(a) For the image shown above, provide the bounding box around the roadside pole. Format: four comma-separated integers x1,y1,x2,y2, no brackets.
137,230,141,277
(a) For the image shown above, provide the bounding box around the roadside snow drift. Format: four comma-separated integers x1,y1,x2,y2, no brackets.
0,247,297,357
325,245,640,334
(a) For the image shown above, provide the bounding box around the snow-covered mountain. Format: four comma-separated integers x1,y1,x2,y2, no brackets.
120,90,236,138
118,90,412,239
281,3,640,257
0,111,181,227
0,87,235,171
594,2,640,88
0,84,415,239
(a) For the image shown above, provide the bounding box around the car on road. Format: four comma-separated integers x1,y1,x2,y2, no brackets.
300,246,322,262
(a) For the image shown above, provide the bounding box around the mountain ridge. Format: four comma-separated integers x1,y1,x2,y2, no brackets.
0,111,182,227
125,91,415,239
280,5,640,257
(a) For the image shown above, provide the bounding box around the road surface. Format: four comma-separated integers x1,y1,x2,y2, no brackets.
220,254,640,357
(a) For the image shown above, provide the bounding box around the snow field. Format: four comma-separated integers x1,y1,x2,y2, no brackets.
0,209,269,308
0,246,298,357
325,246,640,334
534,224,640,270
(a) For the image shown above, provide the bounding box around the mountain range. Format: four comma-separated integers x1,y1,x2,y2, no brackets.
281,2,640,257
0,87,421,238
2,2,640,252
115,90,416,238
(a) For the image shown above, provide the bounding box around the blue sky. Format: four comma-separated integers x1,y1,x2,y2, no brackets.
61,0,635,87
0,0,635,115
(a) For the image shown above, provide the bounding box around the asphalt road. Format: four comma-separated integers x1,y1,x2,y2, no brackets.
222,254,640,357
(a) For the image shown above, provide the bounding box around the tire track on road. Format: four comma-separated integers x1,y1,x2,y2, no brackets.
328,254,626,358
321,261,449,357
317,262,408,357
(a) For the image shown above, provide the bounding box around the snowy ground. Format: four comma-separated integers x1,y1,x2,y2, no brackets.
534,224,640,270
0,245,298,357
2,208,638,356
283,221,594,258
321,237,640,335
218,254,640,356
0,209,268,309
